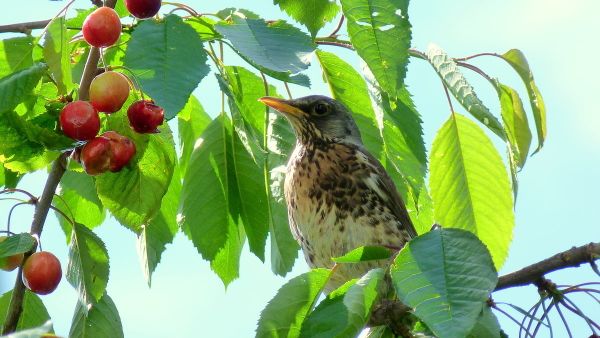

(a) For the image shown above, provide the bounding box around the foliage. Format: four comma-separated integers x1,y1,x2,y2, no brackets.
2,0,592,337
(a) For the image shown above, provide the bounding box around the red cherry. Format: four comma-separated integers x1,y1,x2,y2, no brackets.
127,100,164,133
82,7,121,48
22,251,62,295
0,236,24,272
81,137,112,175
102,131,136,172
125,0,161,19
89,71,131,113
59,101,100,141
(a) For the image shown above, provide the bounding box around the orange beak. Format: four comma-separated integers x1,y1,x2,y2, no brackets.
258,96,306,118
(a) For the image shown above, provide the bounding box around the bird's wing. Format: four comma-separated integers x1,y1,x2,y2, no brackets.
360,147,419,239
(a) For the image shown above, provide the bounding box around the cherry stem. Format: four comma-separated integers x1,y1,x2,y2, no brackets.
0,189,37,201
6,202,33,235
110,65,145,100
162,2,200,16
283,82,293,100
327,15,345,38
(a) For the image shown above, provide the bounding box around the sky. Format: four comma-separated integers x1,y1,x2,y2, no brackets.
1,0,599,337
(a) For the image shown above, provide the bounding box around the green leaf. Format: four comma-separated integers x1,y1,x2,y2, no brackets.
4,109,73,151
2,321,53,338
333,246,392,263
409,185,434,235
215,16,315,86
137,164,181,286
467,307,501,338
180,115,245,285
96,113,176,233
0,233,35,258
66,8,95,27
429,114,514,267
55,170,106,239
180,115,232,261
67,223,110,307
0,290,51,332
300,269,384,338
177,95,212,178
256,268,331,338
390,228,498,338
266,113,300,276
185,17,221,42
341,0,411,97
501,49,546,154
124,15,210,118
229,125,269,261
43,17,73,95
316,50,384,160
495,82,532,169
0,36,34,78
0,63,47,113
274,0,340,37
426,45,506,140
364,62,427,199
69,293,123,338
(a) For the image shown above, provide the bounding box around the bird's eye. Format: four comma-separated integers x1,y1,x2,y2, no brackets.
313,103,329,116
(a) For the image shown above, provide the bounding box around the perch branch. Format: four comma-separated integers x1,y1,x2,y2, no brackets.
0,20,50,34
495,242,600,291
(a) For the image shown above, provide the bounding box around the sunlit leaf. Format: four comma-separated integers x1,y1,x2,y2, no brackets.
0,233,35,258
341,0,411,97
55,170,106,239
0,290,51,332
429,114,514,267
256,268,331,338
177,95,212,178
274,0,340,37
96,111,176,233
501,49,546,154
332,246,392,263
391,228,498,338
0,36,34,78
426,45,505,140
300,269,384,338
67,223,110,307
69,293,123,338
43,17,73,95
495,81,532,169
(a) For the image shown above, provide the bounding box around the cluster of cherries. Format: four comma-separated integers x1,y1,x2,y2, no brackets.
61,0,164,176
0,0,165,297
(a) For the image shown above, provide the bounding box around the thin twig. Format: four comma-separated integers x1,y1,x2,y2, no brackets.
1,189,36,201
284,82,293,100
327,15,345,37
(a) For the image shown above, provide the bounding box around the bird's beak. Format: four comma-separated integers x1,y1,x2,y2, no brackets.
258,96,306,118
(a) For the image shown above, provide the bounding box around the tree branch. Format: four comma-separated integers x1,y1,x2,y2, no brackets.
2,153,68,334
1,0,117,332
495,242,600,291
0,20,50,34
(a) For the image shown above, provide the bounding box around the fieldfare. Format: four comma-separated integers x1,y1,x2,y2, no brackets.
259,95,417,291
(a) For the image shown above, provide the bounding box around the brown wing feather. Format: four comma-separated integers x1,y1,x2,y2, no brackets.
361,148,418,239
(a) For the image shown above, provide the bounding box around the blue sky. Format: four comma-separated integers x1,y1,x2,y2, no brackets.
1,0,599,337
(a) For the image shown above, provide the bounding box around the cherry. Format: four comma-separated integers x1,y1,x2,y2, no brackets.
59,101,100,141
0,236,24,272
89,71,131,113
82,7,121,48
127,100,164,133
22,251,62,295
102,131,136,172
81,137,112,175
125,0,162,19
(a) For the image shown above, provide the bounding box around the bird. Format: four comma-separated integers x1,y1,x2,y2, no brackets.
259,95,418,291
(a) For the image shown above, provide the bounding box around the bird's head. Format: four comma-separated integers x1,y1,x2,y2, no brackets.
259,95,362,146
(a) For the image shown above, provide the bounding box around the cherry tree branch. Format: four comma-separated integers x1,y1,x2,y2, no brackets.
0,20,50,34
2,0,116,333
369,242,600,332
495,242,600,291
